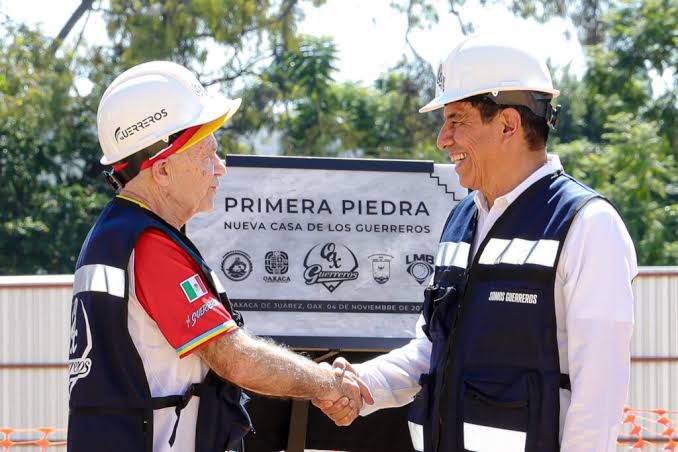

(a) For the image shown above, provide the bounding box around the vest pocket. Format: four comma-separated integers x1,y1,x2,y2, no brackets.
461,372,538,452
195,371,253,452
408,372,435,424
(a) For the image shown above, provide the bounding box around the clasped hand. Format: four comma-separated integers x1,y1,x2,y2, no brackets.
313,357,373,426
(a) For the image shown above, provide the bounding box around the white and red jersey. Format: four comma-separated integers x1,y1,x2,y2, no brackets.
128,228,238,452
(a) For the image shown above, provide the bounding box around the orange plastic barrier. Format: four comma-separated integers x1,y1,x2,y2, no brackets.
2,408,677,449
619,407,678,450
0,428,66,450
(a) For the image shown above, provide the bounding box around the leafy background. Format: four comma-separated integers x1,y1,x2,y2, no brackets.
0,0,675,274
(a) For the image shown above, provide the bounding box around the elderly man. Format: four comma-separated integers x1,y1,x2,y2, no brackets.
315,34,636,452
67,61,371,452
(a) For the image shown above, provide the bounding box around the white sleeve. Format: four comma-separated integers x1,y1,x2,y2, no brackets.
559,199,637,452
354,314,432,416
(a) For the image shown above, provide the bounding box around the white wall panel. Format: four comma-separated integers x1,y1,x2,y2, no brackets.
631,269,678,357
628,361,678,410
0,276,72,364
0,368,68,442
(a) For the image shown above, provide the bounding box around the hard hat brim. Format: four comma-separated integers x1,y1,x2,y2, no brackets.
174,100,241,155
173,97,242,154
419,86,560,114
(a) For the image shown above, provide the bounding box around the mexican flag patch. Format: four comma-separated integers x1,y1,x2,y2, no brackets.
180,275,208,303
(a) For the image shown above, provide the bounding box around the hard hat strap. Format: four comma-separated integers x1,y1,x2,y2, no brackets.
483,91,553,118
545,104,561,129
481,91,561,130
104,125,201,190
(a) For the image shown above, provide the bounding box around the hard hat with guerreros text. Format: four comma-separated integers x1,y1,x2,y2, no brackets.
97,61,241,165
419,34,560,116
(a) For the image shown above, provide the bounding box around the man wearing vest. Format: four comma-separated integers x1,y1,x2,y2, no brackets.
67,61,373,452
314,34,637,451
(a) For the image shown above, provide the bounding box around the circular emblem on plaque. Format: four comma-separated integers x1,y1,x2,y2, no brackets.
221,250,253,281
406,254,434,285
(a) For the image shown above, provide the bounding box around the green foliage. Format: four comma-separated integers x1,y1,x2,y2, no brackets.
556,114,676,264
551,0,677,265
0,22,106,274
0,0,675,273
503,0,605,45
253,40,440,158
104,0,306,67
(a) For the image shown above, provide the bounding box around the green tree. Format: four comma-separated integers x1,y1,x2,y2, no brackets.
0,21,106,274
551,0,677,264
1,0,675,273
253,38,440,158
557,114,676,264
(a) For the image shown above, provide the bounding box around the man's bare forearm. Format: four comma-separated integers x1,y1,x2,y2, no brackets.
197,329,336,399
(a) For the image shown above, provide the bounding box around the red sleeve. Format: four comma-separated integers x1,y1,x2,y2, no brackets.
133,229,238,358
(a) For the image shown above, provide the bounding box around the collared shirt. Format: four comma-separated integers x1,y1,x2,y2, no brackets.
355,154,637,452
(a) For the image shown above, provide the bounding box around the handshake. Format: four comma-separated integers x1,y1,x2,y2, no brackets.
313,357,373,426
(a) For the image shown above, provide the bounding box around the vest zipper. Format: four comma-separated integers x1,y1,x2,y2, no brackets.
434,271,468,452
433,212,479,452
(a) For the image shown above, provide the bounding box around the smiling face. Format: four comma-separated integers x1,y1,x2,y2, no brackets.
166,134,226,215
437,101,503,191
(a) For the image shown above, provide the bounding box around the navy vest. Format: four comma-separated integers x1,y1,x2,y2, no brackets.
67,197,252,452
409,171,605,452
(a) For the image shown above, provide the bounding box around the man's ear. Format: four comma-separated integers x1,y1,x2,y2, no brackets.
499,107,521,141
151,159,171,187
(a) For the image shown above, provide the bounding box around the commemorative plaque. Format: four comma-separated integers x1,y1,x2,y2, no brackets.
188,155,466,350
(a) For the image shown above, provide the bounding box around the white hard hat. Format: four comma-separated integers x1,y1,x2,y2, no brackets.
419,34,560,113
97,61,241,165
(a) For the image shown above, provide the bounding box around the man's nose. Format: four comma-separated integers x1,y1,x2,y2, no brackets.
214,156,226,176
437,124,454,151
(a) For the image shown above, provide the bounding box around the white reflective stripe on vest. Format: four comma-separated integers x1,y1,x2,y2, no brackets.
463,422,526,452
73,264,126,298
500,238,537,265
210,270,226,294
435,241,471,269
408,421,424,452
478,238,560,267
525,239,559,267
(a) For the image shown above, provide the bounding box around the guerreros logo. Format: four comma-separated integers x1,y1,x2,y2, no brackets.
303,242,359,293
221,250,253,281
68,296,92,394
114,108,168,142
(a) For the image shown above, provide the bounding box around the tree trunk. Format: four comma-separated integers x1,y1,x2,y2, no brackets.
49,0,96,56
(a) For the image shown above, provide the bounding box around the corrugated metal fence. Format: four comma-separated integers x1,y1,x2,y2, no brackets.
0,276,71,442
0,269,676,446
628,268,678,411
